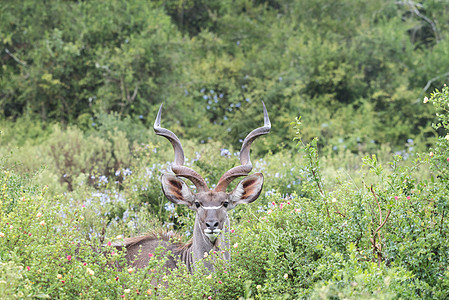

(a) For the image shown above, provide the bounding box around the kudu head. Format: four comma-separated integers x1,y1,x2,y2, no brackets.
154,103,271,248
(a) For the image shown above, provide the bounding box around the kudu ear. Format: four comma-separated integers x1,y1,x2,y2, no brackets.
229,173,264,208
161,174,194,206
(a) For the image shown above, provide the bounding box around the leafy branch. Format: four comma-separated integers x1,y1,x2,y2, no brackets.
292,117,329,218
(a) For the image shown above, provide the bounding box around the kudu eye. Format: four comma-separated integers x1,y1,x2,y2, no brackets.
223,201,229,208
194,202,201,208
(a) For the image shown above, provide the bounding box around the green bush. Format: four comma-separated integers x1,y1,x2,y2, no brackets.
1,84,449,298
2,0,448,153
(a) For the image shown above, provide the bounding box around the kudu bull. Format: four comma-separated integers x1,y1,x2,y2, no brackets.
115,102,270,273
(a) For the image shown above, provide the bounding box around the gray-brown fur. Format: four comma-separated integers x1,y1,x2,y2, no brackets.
117,174,264,273
114,231,190,270
114,103,270,273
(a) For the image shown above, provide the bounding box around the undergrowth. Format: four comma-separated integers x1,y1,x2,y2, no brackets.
1,86,449,298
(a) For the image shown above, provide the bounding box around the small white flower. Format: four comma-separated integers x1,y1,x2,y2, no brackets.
220,149,231,157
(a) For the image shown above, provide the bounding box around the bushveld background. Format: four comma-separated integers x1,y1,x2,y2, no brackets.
1,0,449,299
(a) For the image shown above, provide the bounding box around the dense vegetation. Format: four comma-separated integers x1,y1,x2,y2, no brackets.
1,0,449,298
2,0,449,151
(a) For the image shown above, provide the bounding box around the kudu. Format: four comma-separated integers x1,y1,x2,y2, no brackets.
116,102,270,273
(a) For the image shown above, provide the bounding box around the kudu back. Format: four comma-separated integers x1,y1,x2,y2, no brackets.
116,102,271,273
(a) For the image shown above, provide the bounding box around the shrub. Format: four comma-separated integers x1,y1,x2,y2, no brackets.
46,125,113,190
2,85,449,298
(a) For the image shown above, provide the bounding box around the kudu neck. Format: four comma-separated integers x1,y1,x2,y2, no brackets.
190,216,231,272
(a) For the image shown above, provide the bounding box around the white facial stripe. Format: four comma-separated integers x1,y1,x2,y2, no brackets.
204,229,221,233
202,206,222,210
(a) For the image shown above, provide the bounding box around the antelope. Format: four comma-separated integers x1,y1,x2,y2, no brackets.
115,102,271,273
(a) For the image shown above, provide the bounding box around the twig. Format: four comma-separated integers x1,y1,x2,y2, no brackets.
363,181,378,223
130,83,139,102
397,0,440,42
422,72,449,93
5,48,30,78
371,209,391,267
5,48,27,67
370,185,382,225
365,183,392,267
333,209,346,218
374,209,391,236
310,168,330,218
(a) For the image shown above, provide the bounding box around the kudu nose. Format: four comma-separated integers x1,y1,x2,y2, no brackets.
205,221,219,230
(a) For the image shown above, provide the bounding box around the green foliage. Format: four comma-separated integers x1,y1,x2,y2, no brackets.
428,85,449,184
1,0,181,122
1,0,448,152
46,125,114,190
309,244,417,299
2,83,449,298
2,0,449,297
0,121,446,298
